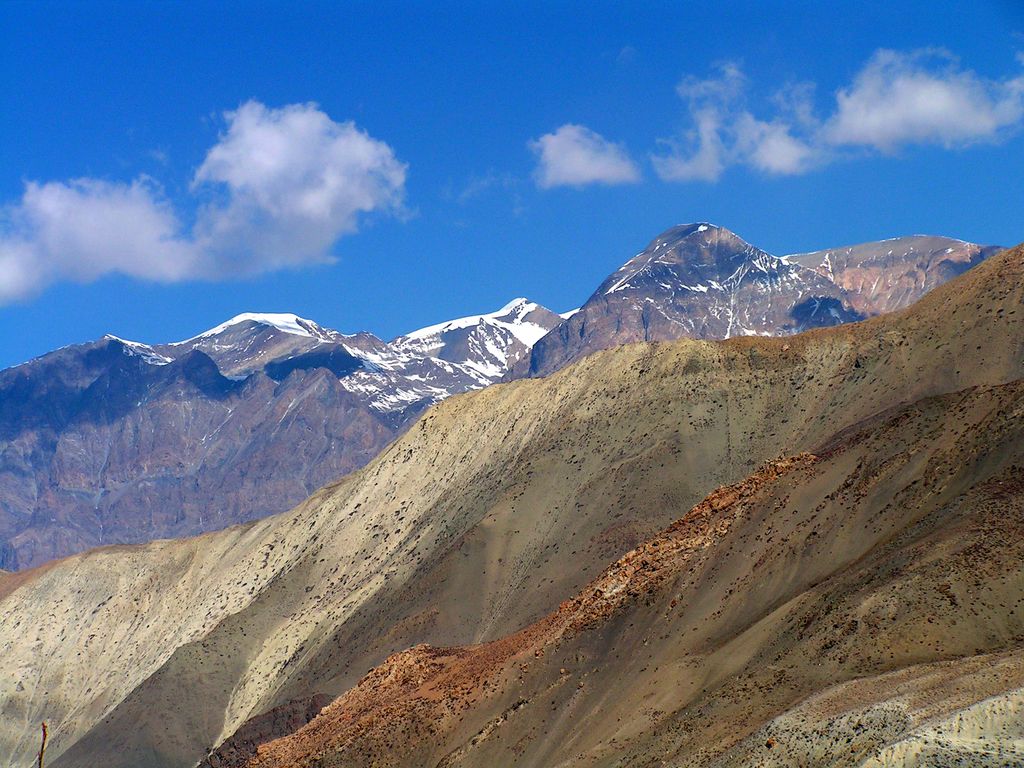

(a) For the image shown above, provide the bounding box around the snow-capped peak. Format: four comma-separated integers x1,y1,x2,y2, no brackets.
680,222,719,234
493,297,539,322
103,335,173,365
333,298,561,415
671,222,719,236
176,312,337,344
399,298,543,345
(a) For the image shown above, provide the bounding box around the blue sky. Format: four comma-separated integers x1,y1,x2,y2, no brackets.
2,1,1023,368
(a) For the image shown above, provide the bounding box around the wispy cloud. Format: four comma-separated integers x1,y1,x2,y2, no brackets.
653,49,1024,182
0,101,407,303
456,170,519,204
651,62,819,181
530,124,641,189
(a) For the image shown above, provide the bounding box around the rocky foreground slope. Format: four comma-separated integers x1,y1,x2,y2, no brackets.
0,242,1021,767
243,386,1024,767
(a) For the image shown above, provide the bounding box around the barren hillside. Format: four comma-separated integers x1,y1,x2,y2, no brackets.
244,380,1024,766
0,244,1021,767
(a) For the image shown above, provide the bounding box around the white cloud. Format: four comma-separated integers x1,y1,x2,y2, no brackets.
676,61,746,105
530,124,641,189
651,108,729,182
0,178,197,302
735,115,818,175
0,101,406,302
825,49,1024,150
193,102,407,273
654,50,1024,183
652,62,819,182
650,65,746,181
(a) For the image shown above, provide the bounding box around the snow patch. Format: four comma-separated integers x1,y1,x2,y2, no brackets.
400,298,539,342
104,335,173,365
176,313,337,344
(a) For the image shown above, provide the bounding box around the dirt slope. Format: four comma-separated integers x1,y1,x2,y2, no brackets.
0,244,1022,767
243,379,1024,767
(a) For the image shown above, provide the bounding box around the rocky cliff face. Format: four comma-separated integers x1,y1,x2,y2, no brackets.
0,337,394,569
523,224,998,377
0,301,561,569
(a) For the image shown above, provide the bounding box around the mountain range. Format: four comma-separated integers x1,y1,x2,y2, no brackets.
0,224,999,570
0,238,1020,768
0,299,562,569
521,223,998,376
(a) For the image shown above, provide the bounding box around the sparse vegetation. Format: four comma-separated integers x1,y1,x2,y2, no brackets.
3,244,1024,767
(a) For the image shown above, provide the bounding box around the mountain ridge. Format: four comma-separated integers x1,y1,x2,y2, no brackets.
522,223,1000,376
0,298,562,570
0,224,999,571
0,240,1020,767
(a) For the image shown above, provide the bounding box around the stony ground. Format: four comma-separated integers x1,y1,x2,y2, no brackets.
1,244,1023,768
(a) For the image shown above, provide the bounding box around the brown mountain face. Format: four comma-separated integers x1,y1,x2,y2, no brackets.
0,242,1021,768
243,380,1024,768
522,224,998,377
0,301,561,570
789,234,1000,315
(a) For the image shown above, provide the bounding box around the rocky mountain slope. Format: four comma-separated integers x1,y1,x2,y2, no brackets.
0,224,996,572
0,241,1020,767
523,223,999,376
0,300,561,570
244,399,1024,768
788,234,996,315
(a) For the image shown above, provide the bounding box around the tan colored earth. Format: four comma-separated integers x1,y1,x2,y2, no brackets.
1,244,1023,767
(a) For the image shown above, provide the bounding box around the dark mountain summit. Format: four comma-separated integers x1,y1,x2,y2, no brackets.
522,223,997,376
